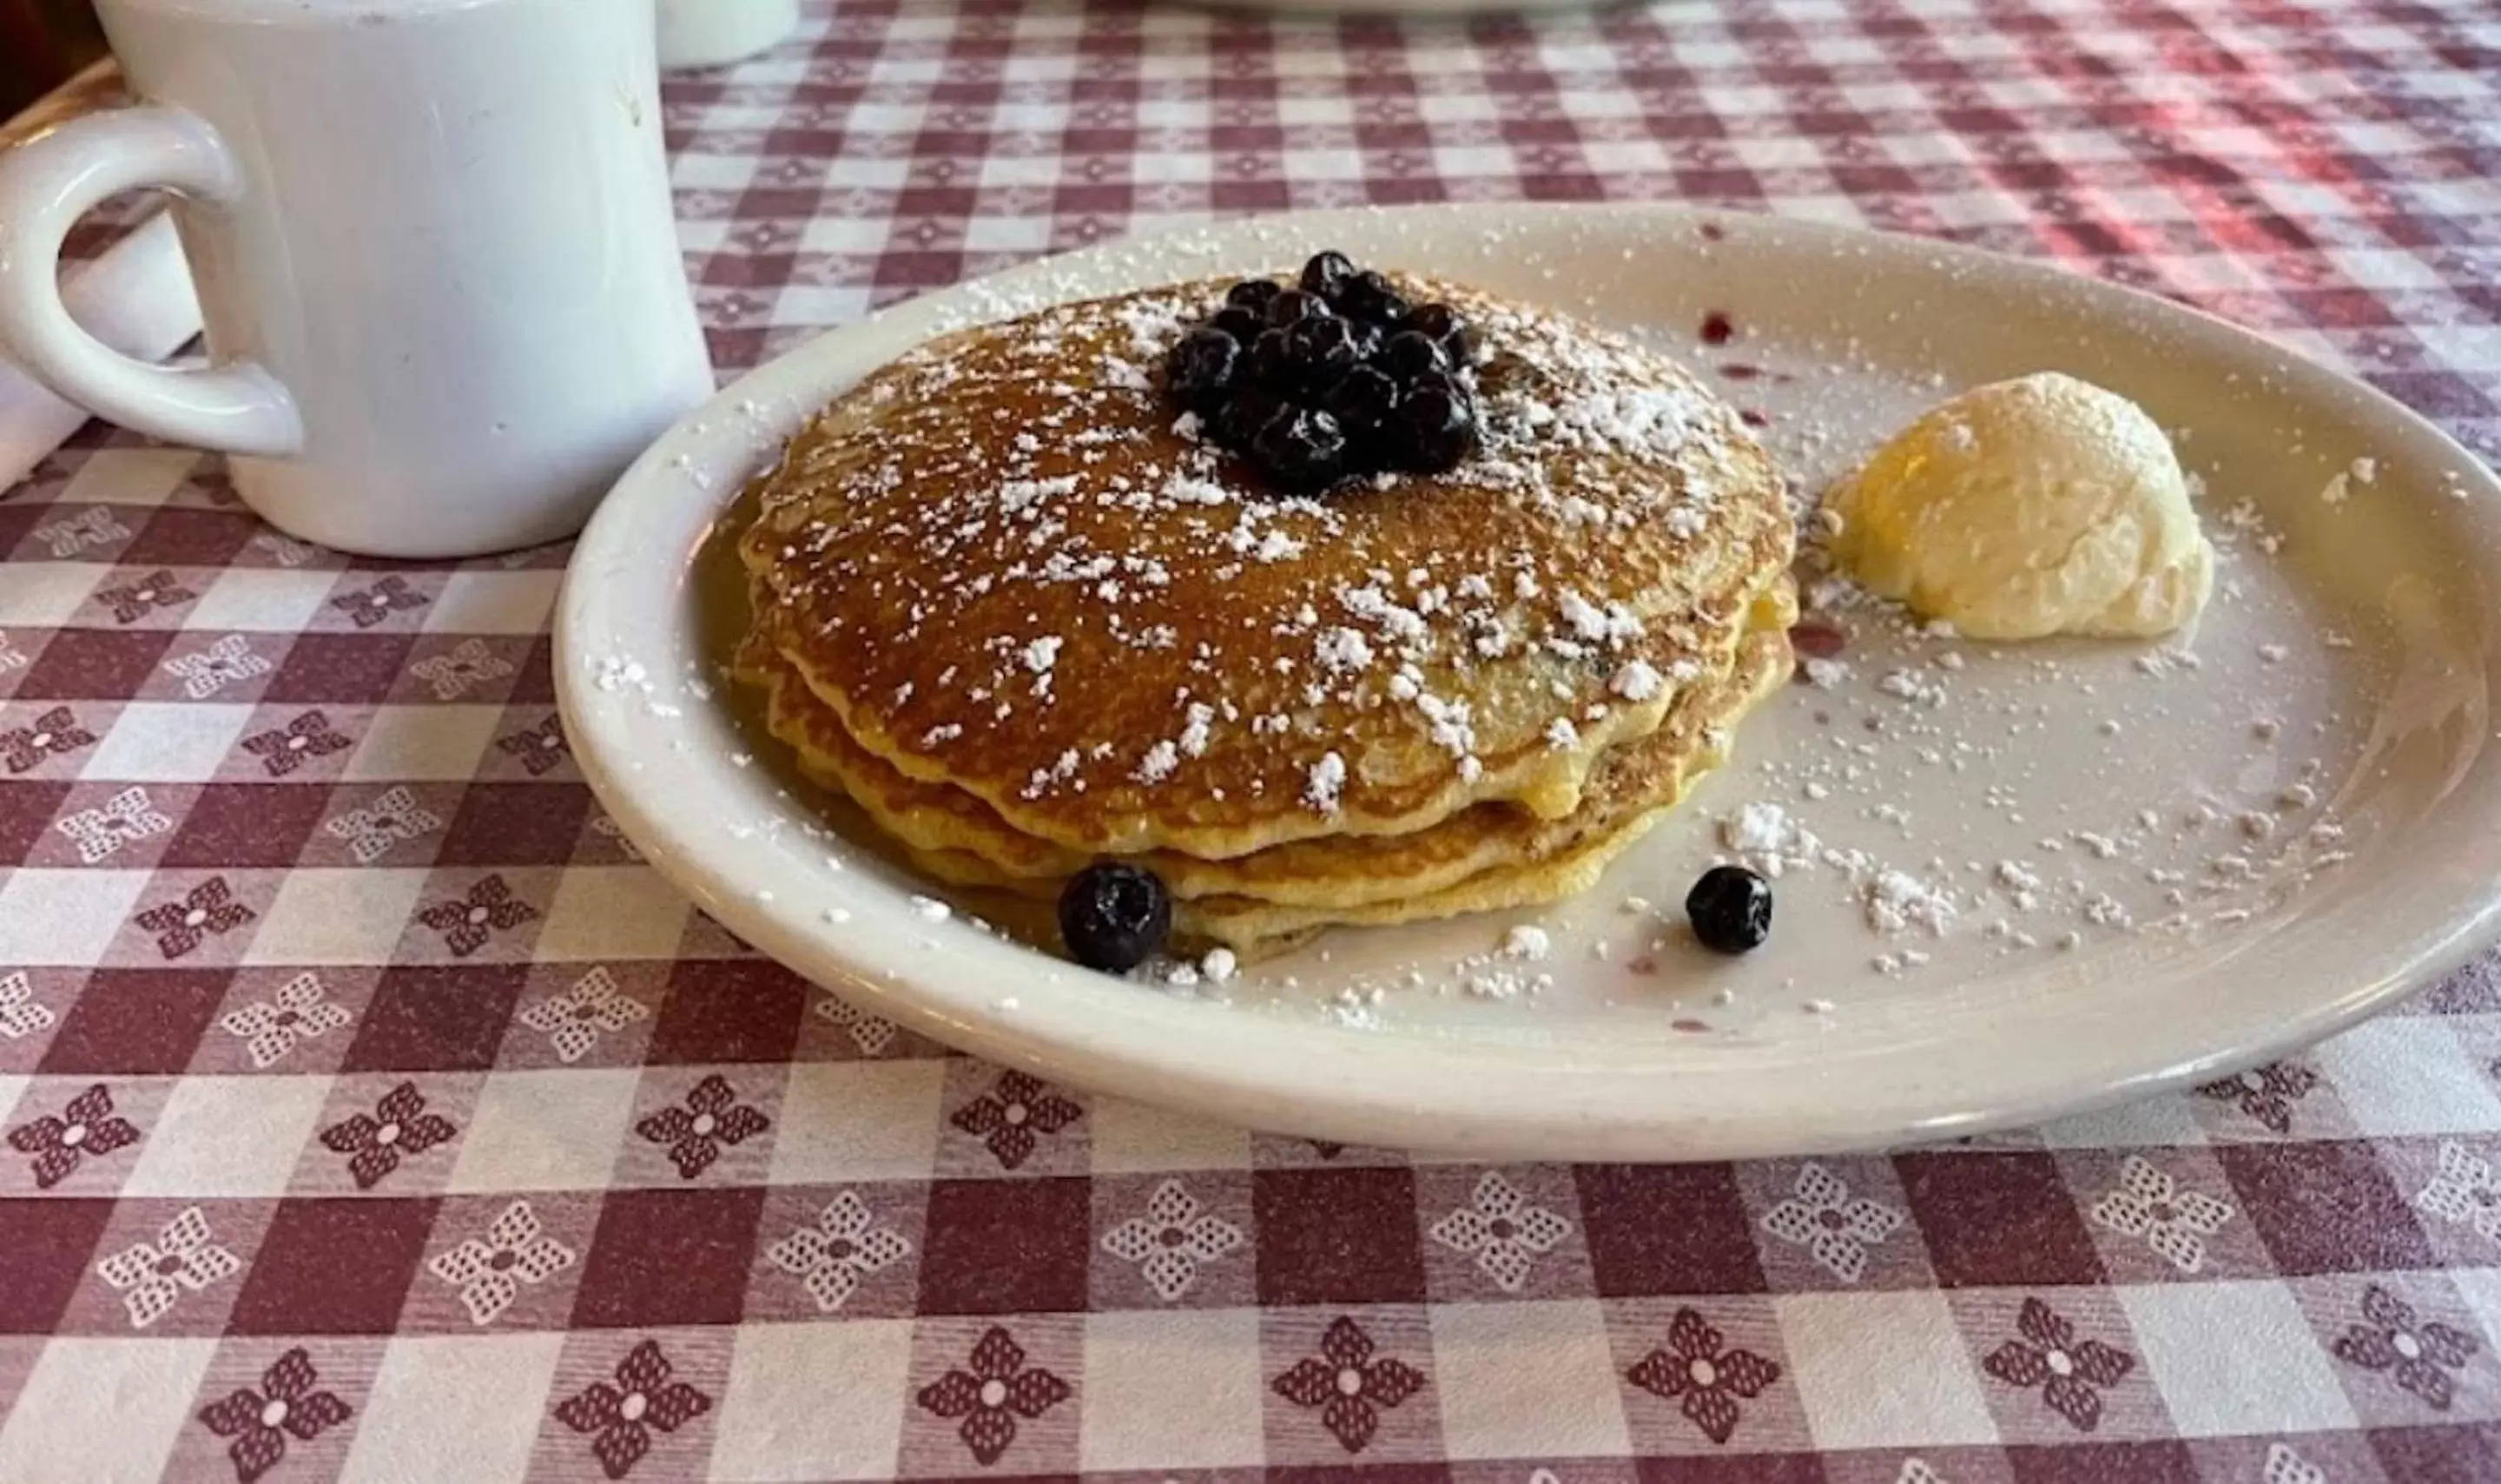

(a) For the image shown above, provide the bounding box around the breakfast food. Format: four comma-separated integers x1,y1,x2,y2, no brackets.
1057,862,1172,973
1686,865,1772,953
1826,372,2213,640
736,254,1796,960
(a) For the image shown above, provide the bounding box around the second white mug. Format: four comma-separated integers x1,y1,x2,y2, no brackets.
658,0,802,69
0,0,716,559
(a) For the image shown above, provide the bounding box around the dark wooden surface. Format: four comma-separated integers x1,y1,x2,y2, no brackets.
0,0,106,122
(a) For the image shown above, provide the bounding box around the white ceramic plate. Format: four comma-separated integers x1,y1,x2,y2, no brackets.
558,203,2501,1160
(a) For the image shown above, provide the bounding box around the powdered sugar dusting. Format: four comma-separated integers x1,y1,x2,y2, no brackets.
750,268,1778,841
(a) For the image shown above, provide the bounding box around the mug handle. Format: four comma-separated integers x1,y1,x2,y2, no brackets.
0,107,302,457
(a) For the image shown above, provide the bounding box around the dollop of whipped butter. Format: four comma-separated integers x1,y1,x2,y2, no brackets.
1826,372,2214,640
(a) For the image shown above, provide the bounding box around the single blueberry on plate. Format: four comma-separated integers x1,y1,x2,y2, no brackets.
1059,863,1174,973
1685,865,1772,953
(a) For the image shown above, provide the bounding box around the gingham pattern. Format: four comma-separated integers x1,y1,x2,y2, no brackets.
3,0,2499,1478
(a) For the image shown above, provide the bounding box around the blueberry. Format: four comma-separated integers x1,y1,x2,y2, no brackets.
1393,382,1476,473
1336,269,1409,326
1404,301,1475,363
1245,329,1297,389
1379,329,1452,384
1250,406,1348,494
1283,314,1362,389
1685,865,1772,953
1264,288,1334,329
1322,364,1401,437
1210,306,1264,344
1215,386,1292,450
1059,862,1173,973
1225,279,1283,314
1299,250,1357,300
1164,327,1241,412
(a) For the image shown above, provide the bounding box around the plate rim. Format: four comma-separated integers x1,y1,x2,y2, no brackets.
558,201,2501,1158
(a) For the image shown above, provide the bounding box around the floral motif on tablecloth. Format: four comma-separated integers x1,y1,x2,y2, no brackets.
950,1069,1081,1171
417,874,536,956
319,1081,457,1189
0,632,23,674
96,1204,241,1329
1101,1179,1244,1300
554,1339,711,1481
324,787,442,864
54,785,172,863
250,532,314,567
329,574,427,628
137,877,255,959
3,705,95,773
1759,1163,1904,1283
2089,1157,2235,1273
96,569,195,623
9,1082,140,1187
241,711,353,777
426,1199,576,1324
2333,1283,2480,1409
0,971,54,1039
494,714,570,775
2195,1061,2320,1135
518,966,649,1063
2263,1441,2326,1484
812,993,896,1054
636,1075,768,1178
587,811,643,861
218,972,353,1068
2415,1140,2501,1245
410,638,514,700
1895,1461,1945,1484
1627,1308,1783,1445
197,1349,352,1484
1429,1171,1572,1292
163,635,271,699
1982,1297,2135,1431
918,1325,1070,1467
767,1190,910,1311
1273,1316,1426,1454
33,505,128,556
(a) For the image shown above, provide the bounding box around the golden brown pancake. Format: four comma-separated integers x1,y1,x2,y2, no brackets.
742,274,1793,861
736,270,1796,954
762,625,1788,953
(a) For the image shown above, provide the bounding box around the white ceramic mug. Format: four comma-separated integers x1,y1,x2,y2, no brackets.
658,0,801,69
0,0,716,558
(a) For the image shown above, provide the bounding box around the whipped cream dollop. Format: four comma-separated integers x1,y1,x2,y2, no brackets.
1825,373,2214,641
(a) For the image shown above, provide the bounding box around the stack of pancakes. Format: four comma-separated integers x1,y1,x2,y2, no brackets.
736,273,1796,957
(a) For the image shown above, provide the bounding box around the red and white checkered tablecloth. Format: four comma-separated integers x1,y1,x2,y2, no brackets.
3,1,2500,1480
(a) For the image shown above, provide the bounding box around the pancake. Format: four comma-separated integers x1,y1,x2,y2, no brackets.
744,598,1787,916
741,273,1793,861
841,623,1787,953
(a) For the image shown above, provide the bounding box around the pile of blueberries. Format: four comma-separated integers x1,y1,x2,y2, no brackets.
1163,251,1481,494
